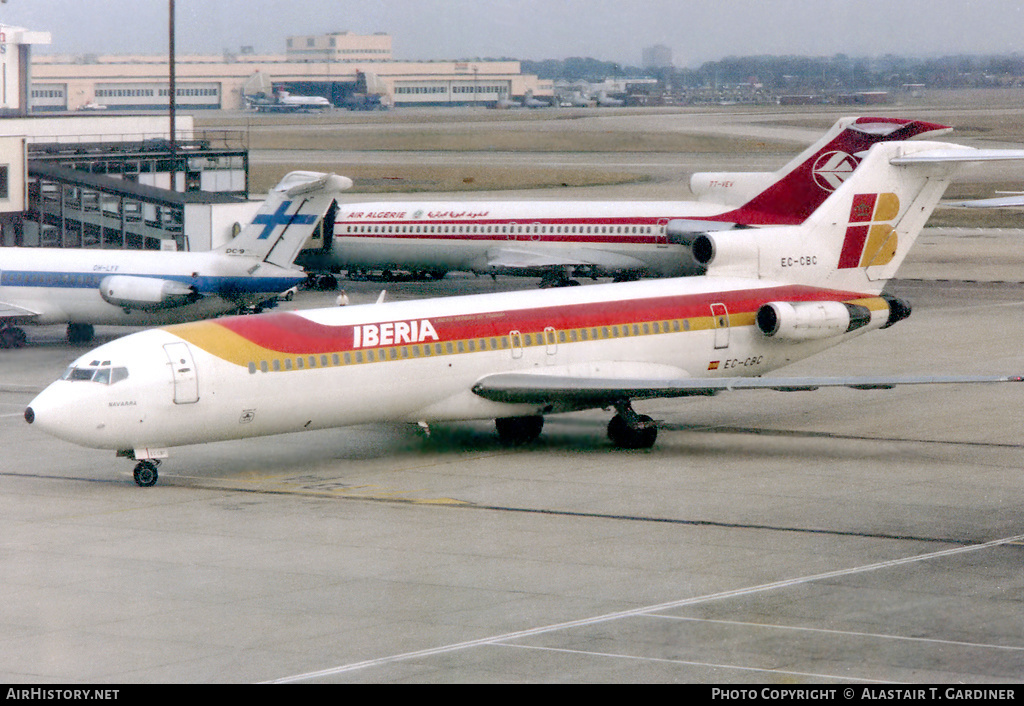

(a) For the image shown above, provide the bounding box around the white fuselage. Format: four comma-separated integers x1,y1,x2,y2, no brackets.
26,274,891,453
322,200,734,277
0,246,305,326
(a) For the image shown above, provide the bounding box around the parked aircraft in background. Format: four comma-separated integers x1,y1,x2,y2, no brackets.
522,91,549,109
491,91,522,109
0,172,352,347
246,90,333,113
595,91,625,107
24,140,1024,486
298,117,950,287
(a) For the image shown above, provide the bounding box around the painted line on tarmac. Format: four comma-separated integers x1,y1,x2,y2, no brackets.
492,643,892,683
647,615,1024,653
266,532,1024,683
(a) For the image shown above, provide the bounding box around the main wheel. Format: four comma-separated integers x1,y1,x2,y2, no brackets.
495,415,544,445
133,461,159,487
0,327,26,348
67,323,95,345
607,413,658,449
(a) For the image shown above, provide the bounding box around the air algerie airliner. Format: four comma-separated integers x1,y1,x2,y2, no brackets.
298,117,950,287
24,140,1024,487
0,172,352,348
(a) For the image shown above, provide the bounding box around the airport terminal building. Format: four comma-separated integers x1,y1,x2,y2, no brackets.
29,31,553,111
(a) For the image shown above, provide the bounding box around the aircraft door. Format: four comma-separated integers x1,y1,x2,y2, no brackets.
711,303,730,349
163,342,199,404
657,218,669,246
544,326,557,356
509,330,524,359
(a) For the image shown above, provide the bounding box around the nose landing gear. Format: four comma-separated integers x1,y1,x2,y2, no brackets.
133,460,160,487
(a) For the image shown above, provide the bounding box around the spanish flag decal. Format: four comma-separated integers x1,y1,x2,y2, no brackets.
837,192,900,269
708,361,720,371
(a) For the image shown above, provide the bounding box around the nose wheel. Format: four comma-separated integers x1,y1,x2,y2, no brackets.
133,460,160,487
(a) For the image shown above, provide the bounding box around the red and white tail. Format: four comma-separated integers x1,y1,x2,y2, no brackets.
692,117,951,225
695,140,1024,294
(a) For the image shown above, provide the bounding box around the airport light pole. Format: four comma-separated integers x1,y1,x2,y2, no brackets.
169,0,177,191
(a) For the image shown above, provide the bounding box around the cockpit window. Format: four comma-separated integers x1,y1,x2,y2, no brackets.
61,361,129,385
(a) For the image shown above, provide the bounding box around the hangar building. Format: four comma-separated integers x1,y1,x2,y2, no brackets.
30,32,553,111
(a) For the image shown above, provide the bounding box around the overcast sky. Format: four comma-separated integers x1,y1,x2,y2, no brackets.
4,0,1024,67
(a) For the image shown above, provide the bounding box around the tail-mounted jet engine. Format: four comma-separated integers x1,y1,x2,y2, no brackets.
755,295,911,342
100,275,199,311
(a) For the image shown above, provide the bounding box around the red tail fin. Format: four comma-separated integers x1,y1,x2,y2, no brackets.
708,117,951,226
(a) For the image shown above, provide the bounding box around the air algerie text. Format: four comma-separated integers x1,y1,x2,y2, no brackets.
353,319,439,348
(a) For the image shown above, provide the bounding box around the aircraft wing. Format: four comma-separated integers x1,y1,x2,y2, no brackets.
0,300,41,323
472,371,1024,407
485,247,648,271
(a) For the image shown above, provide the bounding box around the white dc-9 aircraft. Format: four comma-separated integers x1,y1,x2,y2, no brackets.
0,171,352,347
302,117,951,286
25,140,1024,486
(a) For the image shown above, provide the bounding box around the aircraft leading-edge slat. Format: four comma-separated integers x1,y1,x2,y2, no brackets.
0,172,352,347
300,117,951,286
24,139,1024,486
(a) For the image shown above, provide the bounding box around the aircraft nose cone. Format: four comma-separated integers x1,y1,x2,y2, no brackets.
25,387,81,443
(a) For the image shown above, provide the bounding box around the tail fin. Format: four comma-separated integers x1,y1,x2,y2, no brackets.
218,171,353,269
696,140,1024,294
692,117,951,225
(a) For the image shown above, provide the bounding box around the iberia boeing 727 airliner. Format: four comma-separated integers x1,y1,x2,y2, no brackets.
300,117,950,286
24,140,1024,486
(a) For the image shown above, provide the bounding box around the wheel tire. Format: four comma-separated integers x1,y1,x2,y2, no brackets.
607,414,658,449
0,328,26,348
495,415,544,445
133,461,159,487
67,323,95,345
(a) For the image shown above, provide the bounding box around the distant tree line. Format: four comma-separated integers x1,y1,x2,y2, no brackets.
521,54,1024,90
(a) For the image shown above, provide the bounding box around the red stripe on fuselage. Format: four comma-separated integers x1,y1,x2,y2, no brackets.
337,217,671,245
212,284,867,354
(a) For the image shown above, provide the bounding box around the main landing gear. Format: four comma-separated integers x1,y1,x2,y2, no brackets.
67,323,95,345
606,403,658,449
538,271,581,288
494,402,658,450
495,415,545,445
0,325,27,348
132,460,160,487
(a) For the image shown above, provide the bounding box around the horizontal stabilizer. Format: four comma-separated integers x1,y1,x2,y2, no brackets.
276,171,354,197
891,148,1024,165
945,192,1024,208
472,371,1024,406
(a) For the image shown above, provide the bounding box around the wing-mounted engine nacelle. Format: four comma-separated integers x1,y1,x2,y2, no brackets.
755,295,911,342
689,171,774,207
100,275,199,311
